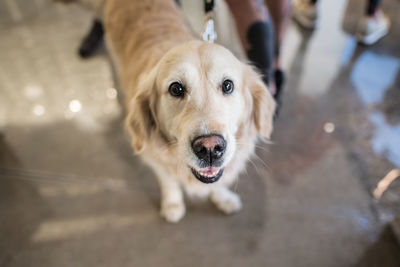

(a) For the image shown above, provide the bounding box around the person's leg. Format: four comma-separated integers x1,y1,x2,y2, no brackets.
355,0,390,45
292,0,319,29
78,18,104,58
263,0,291,103
225,0,274,87
366,0,380,16
264,0,290,70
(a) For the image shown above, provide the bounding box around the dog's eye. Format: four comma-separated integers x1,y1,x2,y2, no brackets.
168,82,185,98
222,79,234,95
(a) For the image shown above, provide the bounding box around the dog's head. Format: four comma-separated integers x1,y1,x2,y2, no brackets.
126,41,275,183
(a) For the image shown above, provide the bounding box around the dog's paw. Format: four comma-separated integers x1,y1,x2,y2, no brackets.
211,190,242,214
161,202,185,223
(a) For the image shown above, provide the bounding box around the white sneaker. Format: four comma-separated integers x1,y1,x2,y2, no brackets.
292,0,318,29
355,11,390,45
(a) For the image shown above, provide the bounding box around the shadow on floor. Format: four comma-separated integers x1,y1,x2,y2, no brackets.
353,225,400,267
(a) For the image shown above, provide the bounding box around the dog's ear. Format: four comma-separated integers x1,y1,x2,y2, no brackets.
244,65,276,138
125,68,158,153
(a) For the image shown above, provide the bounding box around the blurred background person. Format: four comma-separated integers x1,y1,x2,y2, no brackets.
292,0,391,45
225,0,291,107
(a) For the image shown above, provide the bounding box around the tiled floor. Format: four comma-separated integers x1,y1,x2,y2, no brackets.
0,0,399,266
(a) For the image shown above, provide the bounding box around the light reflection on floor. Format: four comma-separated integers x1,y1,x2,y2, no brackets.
370,112,400,168
350,51,400,168
351,51,399,106
31,213,157,243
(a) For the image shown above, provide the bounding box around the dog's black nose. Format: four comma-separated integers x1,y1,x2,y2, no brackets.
191,134,226,165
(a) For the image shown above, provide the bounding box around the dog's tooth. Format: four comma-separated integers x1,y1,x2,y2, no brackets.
196,168,221,178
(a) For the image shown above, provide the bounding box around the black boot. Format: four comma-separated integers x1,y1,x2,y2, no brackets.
246,21,274,86
273,69,285,119
274,69,285,103
78,19,104,59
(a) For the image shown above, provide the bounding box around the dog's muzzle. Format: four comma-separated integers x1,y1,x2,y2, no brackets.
190,134,226,183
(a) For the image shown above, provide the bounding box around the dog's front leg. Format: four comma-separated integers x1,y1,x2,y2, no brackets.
210,185,242,214
156,173,185,223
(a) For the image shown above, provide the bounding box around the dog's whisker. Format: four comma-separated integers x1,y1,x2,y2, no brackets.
258,137,275,145
233,177,240,193
253,154,272,174
247,157,263,178
235,141,270,152
252,153,271,171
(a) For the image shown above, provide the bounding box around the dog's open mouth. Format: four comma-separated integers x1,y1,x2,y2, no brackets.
191,167,224,184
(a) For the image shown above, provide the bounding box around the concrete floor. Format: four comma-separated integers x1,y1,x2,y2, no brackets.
1,0,400,266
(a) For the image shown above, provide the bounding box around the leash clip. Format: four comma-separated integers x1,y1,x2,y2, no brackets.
202,13,217,43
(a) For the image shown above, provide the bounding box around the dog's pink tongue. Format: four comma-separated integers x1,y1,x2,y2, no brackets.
201,167,218,175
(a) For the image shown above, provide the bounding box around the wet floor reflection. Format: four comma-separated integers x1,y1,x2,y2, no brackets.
268,0,400,226
370,112,400,168
351,52,399,106
348,43,400,169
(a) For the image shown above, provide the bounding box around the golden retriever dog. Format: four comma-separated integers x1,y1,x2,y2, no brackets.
103,0,276,222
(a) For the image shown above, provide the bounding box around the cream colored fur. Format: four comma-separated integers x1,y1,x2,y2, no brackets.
104,0,276,222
